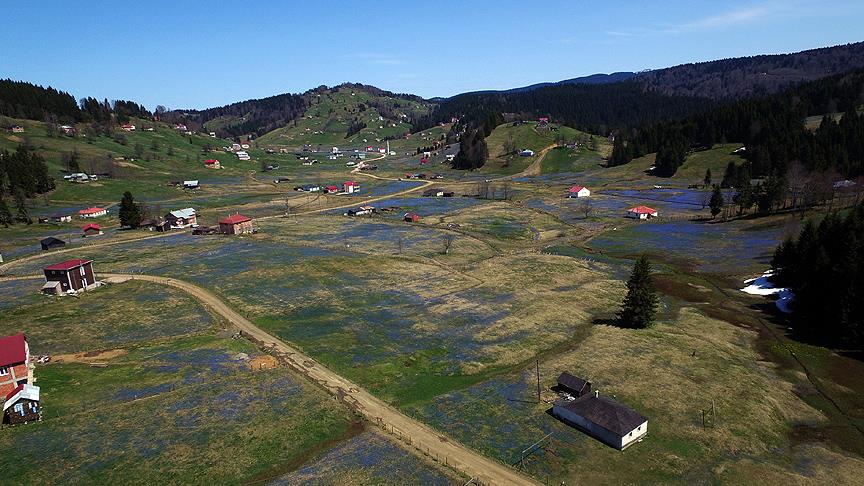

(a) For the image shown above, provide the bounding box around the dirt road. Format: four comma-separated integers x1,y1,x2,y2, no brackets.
5,272,536,485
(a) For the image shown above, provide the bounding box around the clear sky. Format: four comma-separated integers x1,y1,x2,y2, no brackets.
1,0,862,109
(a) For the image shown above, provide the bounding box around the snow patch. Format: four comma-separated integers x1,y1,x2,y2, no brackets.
741,270,794,313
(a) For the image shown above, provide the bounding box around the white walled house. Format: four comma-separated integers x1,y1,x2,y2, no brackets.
568,185,591,198
552,392,648,450
626,206,658,220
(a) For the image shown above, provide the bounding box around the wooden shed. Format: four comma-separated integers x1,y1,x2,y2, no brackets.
39,237,66,251
42,259,96,294
3,384,41,425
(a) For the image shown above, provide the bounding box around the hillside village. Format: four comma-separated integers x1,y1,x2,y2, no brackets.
1,38,864,485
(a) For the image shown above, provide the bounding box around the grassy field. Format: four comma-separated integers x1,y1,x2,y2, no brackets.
481,123,609,175
0,278,459,484
673,143,746,182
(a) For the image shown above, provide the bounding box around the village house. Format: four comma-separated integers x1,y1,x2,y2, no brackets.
555,372,592,398
139,218,171,232
183,180,199,189
204,159,221,169
345,205,375,217
324,185,340,194
626,206,659,219
59,125,75,135
39,237,66,251
552,390,648,450
343,181,359,194
567,185,591,198
165,208,197,229
82,223,102,237
236,151,251,161
120,123,136,131
42,259,97,295
0,333,31,399
520,149,535,157
64,172,91,183
79,207,107,219
174,124,188,131
423,188,445,197
3,384,41,425
218,214,253,235
295,184,320,192
403,212,421,223
50,213,73,223
10,125,24,133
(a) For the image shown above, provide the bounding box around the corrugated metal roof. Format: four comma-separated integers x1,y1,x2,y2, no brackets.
0,333,27,368
44,259,91,271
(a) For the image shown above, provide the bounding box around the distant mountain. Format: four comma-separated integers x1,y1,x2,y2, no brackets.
506,72,637,93
635,41,864,99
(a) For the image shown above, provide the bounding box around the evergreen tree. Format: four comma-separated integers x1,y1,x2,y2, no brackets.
618,255,659,329
709,185,724,218
0,197,12,227
118,191,142,228
13,190,31,224
703,168,712,188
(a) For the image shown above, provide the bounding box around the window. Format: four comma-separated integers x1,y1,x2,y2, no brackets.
629,432,633,437
0,367,8,376
13,403,23,413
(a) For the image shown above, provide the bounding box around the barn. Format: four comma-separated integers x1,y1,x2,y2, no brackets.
218,214,253,235
39,237,66,251
403,212,421,223
42,259,97,294
0,333,30,398
3,384,41,425
78,207,107,219
552,391,648,450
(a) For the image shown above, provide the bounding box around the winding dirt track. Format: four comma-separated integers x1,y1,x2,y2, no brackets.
5,273,536,485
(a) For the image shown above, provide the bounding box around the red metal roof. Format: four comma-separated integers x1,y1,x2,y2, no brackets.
44,259,91,271
628,206,657,214
78,207,105,215
569,185,586,192
218,214,251,225
4,383,24,402
343,181,358,186
325,185,339,190
205,159,218,164
83,223,101,231
0,333,27,368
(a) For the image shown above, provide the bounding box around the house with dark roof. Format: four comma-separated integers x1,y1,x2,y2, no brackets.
39,237,66,251
42,259,97,295
0,333,30,399
552,391,648,450
555,372,592,398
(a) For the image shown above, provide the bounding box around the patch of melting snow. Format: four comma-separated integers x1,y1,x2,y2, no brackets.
741,270,794,313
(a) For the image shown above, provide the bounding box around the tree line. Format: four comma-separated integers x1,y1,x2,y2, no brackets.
772,201,864,348
0,145,55,227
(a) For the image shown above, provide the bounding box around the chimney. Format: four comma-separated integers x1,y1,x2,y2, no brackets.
594,390,599,398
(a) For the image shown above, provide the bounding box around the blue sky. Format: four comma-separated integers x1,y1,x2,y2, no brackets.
1,0,862,109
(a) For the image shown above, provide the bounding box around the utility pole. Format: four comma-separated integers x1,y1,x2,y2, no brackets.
536,359,541,404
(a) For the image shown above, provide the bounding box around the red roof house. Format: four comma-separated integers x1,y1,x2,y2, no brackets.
403,212,421,223
626,206,658,219
204,159,221,169
343,181,359,193
3,383,41,425
218,214,253,235
43,259,96,294
324,185,339,193
82,223,102,236
568,185,591,198
0,333,30,399
79,207,107,218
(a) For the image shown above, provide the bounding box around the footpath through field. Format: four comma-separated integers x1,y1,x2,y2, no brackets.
2,273,537,486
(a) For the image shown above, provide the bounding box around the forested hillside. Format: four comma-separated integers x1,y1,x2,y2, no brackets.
637,41,864,99
772,202,864,348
